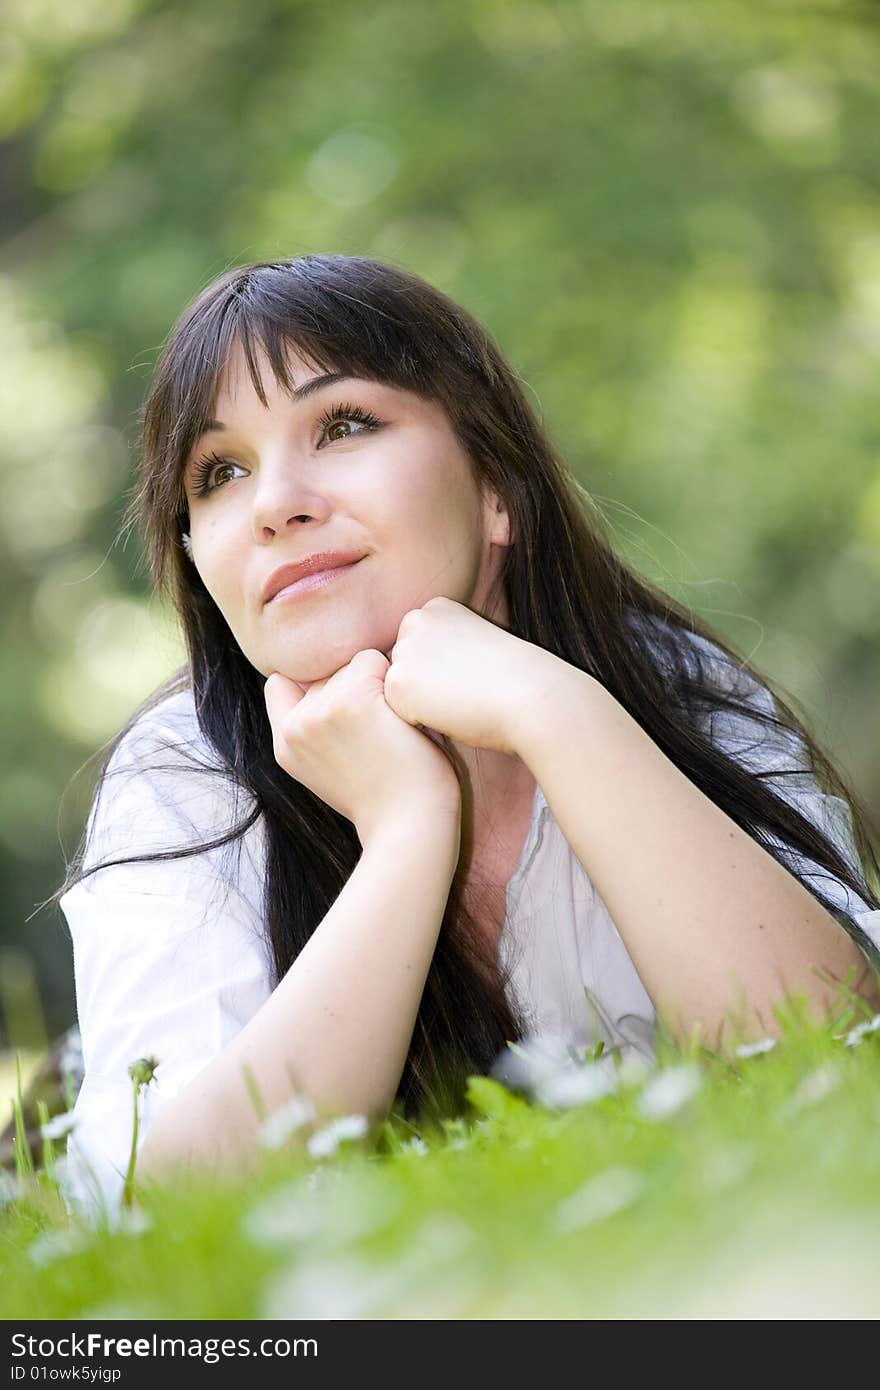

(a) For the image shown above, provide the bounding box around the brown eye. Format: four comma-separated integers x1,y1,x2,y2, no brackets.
190,451,243,497
316,401,384,447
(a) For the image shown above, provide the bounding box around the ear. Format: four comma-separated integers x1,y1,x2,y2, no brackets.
481,486,511,549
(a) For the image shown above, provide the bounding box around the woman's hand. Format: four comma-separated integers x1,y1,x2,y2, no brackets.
382,596,542,757
264,649,461,846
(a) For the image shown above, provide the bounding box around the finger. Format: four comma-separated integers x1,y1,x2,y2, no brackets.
352,648,390,673
263,671,307,724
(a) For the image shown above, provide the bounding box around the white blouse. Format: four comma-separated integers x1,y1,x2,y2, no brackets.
58,624,880,1223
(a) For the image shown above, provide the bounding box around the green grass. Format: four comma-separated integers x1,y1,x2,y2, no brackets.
2,994,880,1320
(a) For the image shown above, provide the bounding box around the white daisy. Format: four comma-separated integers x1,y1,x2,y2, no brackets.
555,1165,644,1232
636,1062,702,1120
401,1136,429,1155
258,1094,317,1150
735,1037,778,1058
40,1110,77,1141
536,1061,618,1110
788,1062,841,1110
306,1113,369,1159
27,1228,85,1268
844,1014,880,1047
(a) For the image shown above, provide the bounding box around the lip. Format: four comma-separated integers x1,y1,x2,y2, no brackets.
262,552,366,606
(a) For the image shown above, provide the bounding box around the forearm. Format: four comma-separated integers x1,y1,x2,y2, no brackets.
137,808,461,1185
514,653,880,1052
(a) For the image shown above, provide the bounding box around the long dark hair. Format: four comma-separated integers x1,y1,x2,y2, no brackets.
53,254,880,1124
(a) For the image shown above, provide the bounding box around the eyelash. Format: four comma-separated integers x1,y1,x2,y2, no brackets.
189,401,384,498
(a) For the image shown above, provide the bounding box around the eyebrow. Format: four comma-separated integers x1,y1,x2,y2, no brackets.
199,372,362,435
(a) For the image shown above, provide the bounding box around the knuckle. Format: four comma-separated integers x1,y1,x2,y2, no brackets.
319,690,347,723
336,692,361,720
298,706,319,735
280,708,305,743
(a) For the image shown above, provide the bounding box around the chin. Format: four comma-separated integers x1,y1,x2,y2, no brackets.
267,632,391,683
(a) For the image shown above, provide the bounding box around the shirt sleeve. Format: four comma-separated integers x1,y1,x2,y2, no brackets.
686,630,880,965
58,707,273,1227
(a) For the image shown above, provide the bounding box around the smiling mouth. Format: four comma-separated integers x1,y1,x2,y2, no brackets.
265,557,366,606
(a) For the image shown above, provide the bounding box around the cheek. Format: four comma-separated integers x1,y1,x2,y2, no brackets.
385,457,480,546
385,521,484,614
194,531,247,623
200,573,241,634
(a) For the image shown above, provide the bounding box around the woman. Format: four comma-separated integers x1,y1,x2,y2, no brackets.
49,253,880,1222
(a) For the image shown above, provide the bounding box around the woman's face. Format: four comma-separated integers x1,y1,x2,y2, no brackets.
182,340,511,684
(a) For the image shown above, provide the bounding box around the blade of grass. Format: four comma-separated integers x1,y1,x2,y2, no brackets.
35,1099,55,1181
12,1052,34,1179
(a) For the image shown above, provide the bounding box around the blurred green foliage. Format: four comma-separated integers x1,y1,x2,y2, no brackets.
2,0,879,1042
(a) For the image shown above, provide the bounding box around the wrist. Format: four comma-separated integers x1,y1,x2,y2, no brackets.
510,650,607,766
358,792,462,854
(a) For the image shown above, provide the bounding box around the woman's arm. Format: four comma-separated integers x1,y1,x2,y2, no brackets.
509,650,880,1054
136,802,461,1186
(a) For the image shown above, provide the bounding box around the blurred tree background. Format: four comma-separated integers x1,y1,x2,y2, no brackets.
2,0,879,1051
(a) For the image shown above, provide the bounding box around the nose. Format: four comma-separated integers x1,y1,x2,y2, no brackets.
250,454,332,540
